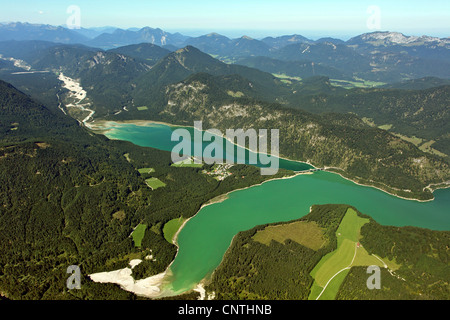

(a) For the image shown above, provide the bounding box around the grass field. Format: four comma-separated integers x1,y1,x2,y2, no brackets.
353,246,385,267
272,73,302,81
172,163,203,168
418,140,447,157
392,132,423,146
163,217,186,244
308,208,373,300
132,224,147,247
331,78,386,89
336,208,369,245
145,177,166,190
172,158,203,168
252,221,327,251
378,124,393,130
391,134,448,157
318,269,351,300
138,167,155,174
227,90,245,98
311,239,356,287
361,118,393,131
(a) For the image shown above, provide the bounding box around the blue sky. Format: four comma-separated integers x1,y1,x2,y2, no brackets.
0,0,449,39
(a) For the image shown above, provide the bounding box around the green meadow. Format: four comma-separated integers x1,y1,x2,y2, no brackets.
172,162,203,168
272,73,302,81
252,221,327,251
138,167,155,174
145,177,166,190
132,224,147,247
330,78,386,89
163,217,186,244
227,90,245,98
172,158,203,168
309,208,378,300
311,239,356,287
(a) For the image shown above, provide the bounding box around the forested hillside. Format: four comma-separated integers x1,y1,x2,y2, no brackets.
286,84,450,158
338,218,450,299
0,80,291,299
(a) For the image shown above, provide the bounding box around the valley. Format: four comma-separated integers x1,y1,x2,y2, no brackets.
58,73,95,124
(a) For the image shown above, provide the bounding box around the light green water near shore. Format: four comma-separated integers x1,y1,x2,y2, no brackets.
97,121,450,295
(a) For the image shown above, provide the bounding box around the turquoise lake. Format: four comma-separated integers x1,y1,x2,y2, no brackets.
97,121,450,295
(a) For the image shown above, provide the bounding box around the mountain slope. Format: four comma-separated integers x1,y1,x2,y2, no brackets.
271,42,371,74
381,77,450,90
30,44,151,114
261,34,312,49
286,85,450,158
148,75,450,200
184,35,273,58
236,56,348,80
347,31,450,50
345,32,450,82
0,40,61,62
132,45,288,107
183,33,232,55
108,43,171,65
0,80,157,299
89,27,189,49
226,36,272,57
0,80,291,299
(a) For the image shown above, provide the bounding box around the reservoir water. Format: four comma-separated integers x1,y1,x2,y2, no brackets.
96,121,450,295
101,121,313,172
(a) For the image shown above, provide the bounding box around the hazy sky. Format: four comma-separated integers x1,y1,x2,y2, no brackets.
1,0,449,39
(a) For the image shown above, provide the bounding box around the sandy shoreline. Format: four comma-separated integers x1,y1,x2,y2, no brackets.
89,260,169,298
87,119,187,131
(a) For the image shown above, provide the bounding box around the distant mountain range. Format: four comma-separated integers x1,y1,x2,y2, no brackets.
2,22,448,50
1,22,449,83
0,22,89,44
